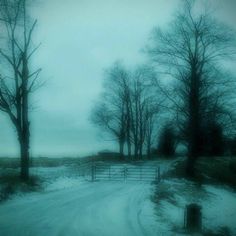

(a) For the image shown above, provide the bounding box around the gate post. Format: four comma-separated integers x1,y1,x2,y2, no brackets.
124,165,127,181
156,166,161,182
140,166,142,181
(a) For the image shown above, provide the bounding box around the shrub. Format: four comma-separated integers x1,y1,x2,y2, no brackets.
158,125,176,157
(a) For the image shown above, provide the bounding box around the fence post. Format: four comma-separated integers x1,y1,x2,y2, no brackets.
185,204,202,232
156,166,161,182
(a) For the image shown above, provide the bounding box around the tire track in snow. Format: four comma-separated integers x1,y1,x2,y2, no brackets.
0,181,157,236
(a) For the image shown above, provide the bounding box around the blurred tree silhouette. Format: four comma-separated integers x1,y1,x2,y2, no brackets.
158,124,176,157
91,62,161,160
0,0,41,180
147,0,236,176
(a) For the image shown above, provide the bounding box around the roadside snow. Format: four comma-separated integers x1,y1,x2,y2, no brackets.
44,176,83,191
2,158,234,235
203,185,236,233
31,166,88,191
153,178,236,234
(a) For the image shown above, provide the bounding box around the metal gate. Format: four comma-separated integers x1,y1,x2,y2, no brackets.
91,163,161,182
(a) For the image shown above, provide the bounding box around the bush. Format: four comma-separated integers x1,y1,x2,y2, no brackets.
165,157,236,189
0,185,15,201
0,174,42,202
207,123,224,156
158,124,176,157
227,138,236,156
229,159,236,173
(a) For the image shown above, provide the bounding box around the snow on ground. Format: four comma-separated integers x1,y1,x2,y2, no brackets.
30,166,85,191
1,158,234,235
0,165,87,193
0,161,166,236
203,185,236,233
153,178,236,235
0,180,159,236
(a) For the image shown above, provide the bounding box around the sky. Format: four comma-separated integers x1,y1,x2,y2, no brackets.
0,0,235,158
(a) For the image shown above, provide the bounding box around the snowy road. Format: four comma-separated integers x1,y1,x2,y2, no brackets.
0,181,158,236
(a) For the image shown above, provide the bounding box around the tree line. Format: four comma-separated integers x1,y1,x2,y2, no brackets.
91,63,162,160
91,0,236,176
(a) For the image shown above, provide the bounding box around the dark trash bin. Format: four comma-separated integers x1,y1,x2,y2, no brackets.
185,203,202,232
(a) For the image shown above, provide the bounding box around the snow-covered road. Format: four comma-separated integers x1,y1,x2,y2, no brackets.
0,181,158,236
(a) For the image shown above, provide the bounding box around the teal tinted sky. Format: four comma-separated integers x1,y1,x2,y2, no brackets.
0,0,235,157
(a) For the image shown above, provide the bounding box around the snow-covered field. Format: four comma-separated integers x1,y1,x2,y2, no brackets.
1,158,235,235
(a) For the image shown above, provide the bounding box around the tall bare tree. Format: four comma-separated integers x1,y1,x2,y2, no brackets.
146,0,236,176
91,62,129,159
130,66,160,159
91,63,161,160
0,0,41,180
145,98,160,158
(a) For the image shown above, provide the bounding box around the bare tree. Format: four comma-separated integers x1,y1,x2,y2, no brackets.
91,62,129,159
91,63,161,160
129,69,144,159
130,66,160,159
0,0,41,180
145,99,159,159
146,0,236,176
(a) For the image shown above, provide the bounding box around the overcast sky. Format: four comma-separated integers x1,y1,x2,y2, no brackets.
0,0,235,158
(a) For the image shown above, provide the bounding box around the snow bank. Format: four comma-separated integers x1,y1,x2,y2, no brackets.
153,178,236,234
203,185,236,233
45,176,85,191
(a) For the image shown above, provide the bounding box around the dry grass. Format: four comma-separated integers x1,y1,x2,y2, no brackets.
0,172,42,202
163,156,236,189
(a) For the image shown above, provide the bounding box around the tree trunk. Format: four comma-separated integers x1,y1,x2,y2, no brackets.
186,68,200,177
20,136,30,181
17,121,30,181
126,118,132,159
20,53,30,181
126,106,132,159
127,139,131,159
18,94,30,181
134,140,138,160
139,145,143,160
147,141,151,159
146,125,152,159
119,140,125,160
